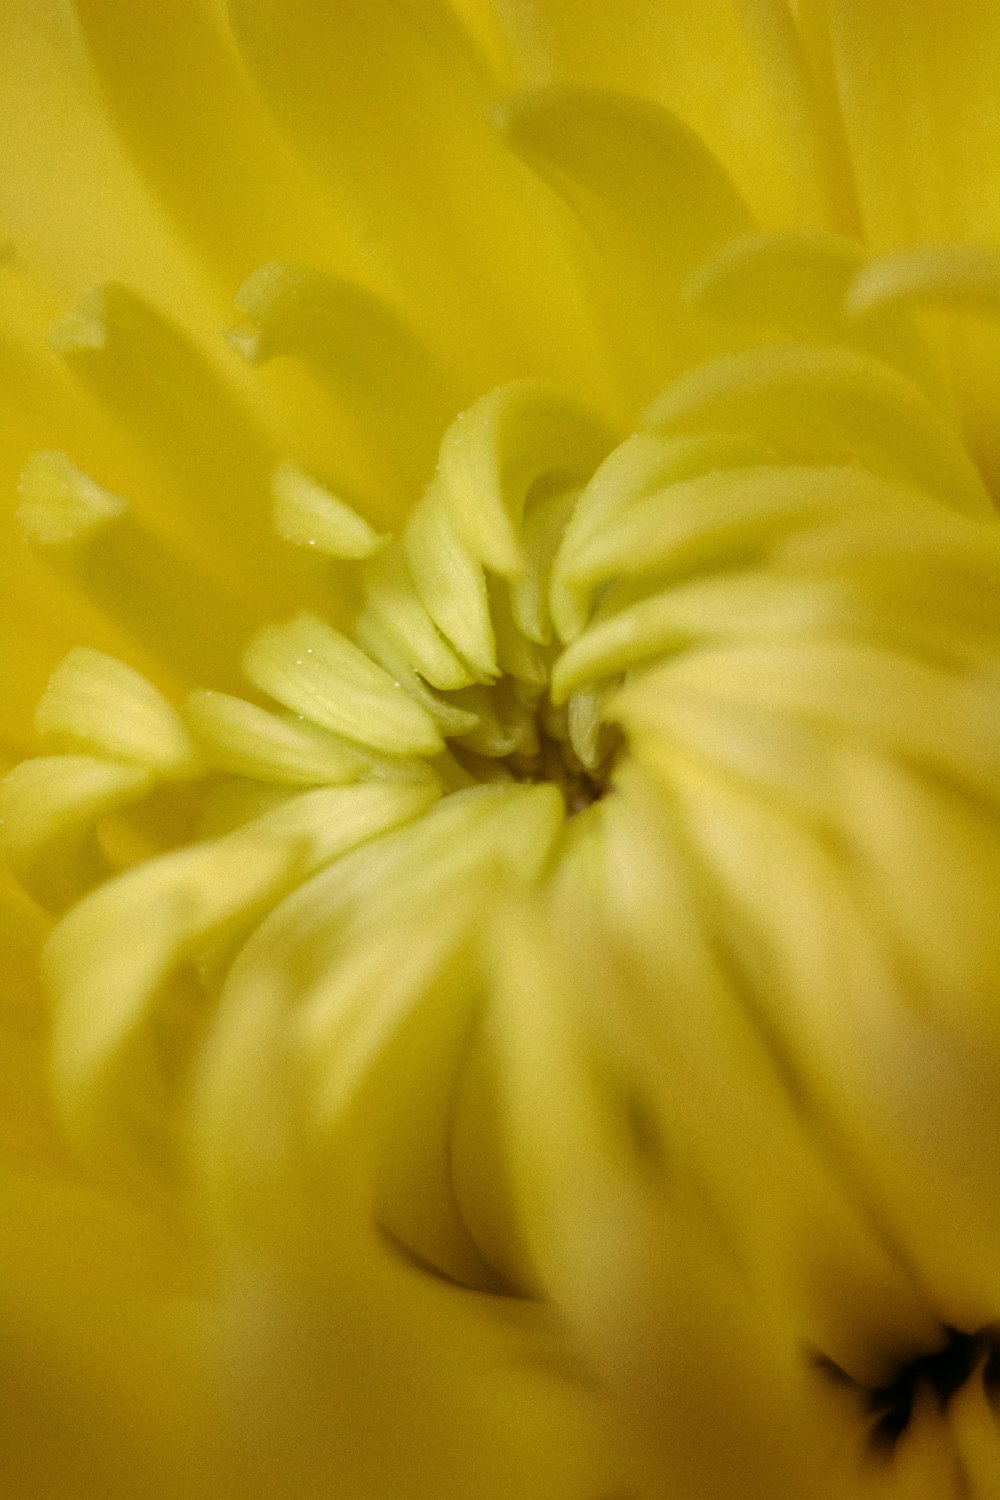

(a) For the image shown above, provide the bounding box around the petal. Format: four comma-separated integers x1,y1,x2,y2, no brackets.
846,244,1000,495
804,1,1000,247
227,0,607,401
49,284,316,610
0,874,66,1170
0,275,173,746
243,615,445,756
488,895,853,1498
0,0,223,320
192,791,616,1497
17,453,253,692
45,778,438,1184
0,1166,220,1498
231,263,461,511
434,378,616,576
657,757,1000,1326
800,1,1000,490
33,649,199,775
211,1250,621,1499
685,229,945,398
644,346,992,517
68,0,358,291
500,85,753,401
498,0,852,230
848,245,1000,321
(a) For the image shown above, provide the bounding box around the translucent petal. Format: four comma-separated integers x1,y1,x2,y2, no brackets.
184,691,373,786
1,756,154,908
617,641,1000,804
45,779,437,1179
499,85,752,283
553,464,947,659
403,491,498,679
555,570,902,700
351,616,482,738
488,579,549,686
436,379,616,576
196,783,565,1268
666,763,1000,1324
551,431,776,640
359,542,477,693
848,245,1000,321
271,461,388,560
508,484,579,645
35,649,199,776
801,0,1000,488
49,283,316,612
488,900,856,1499
212,784,564,1024
244,614,444,757
0,276,199,739
19,453,253,691
17,449,129,545
686,229,943,397
645,345,992,517
840,755,1000,1043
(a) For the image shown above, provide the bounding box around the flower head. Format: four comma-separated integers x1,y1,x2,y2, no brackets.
4,3,1000,1496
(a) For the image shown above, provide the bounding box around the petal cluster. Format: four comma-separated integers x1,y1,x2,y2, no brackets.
3,4,1000,1498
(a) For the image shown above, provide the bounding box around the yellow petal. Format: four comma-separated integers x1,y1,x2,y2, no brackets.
49,284,321,610
500,0,850,230
807,1,1000,248
69,0,359,291
500,85,753,399
645,345,992,517
244,614,445,757
686,229,944,397
0,0,218,312
227,0,604,399
801,0,1000,487
0,1165,221,1499
233,264,461,512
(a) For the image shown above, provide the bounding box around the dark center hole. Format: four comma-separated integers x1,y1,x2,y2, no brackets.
505,719,620,815
865,1326,1000,1452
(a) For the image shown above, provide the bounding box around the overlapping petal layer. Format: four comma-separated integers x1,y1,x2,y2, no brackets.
4,4,1000,1498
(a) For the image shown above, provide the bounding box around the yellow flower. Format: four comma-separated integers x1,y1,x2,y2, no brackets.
4,2,1000,1496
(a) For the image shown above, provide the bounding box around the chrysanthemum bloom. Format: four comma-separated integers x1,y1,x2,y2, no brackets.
4,2,1000,1496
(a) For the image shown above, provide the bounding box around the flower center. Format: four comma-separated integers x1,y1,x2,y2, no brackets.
819,1326,1000,1454
503,715,613,813
7,306,1000,1374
